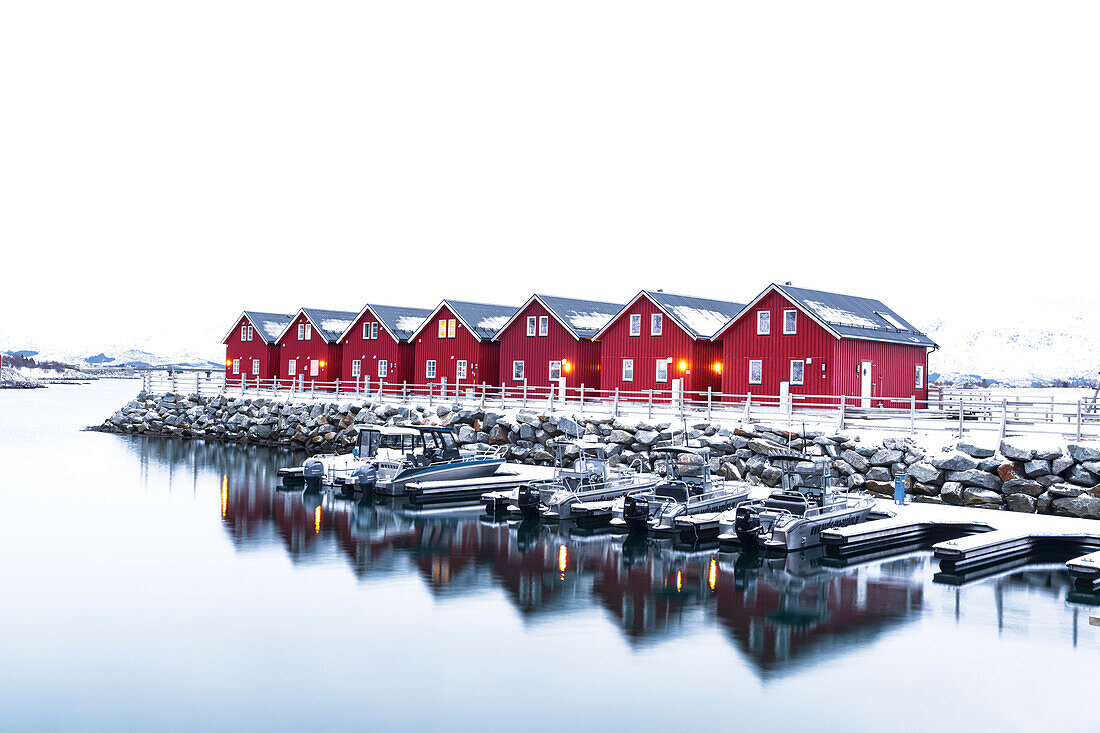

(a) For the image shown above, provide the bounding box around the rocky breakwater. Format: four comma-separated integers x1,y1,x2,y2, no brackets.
99,392,1100,520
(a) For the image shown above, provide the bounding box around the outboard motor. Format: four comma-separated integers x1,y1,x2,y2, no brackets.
351,463,377,495
303,458,324,493
733,505,763,551
622,494,651,534
517,485,541,520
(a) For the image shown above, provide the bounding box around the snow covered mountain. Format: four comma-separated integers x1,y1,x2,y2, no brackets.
0,329,223,370
923,315,1100,385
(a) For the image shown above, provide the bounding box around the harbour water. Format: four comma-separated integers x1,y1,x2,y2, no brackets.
1,380,1096,731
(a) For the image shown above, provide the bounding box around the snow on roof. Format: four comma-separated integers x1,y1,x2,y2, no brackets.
395,315,426,334
647,292,745,339
478,315,511,332
802,301,880,329
241,311,295,344
779,285,937,348
301,308,359,342
445,300,519,340
536,294,624,338
367,303,434,341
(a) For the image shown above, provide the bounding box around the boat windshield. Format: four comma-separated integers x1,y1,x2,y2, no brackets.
378,433,422,453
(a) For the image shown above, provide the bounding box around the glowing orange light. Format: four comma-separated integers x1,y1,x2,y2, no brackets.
320,361,326,368
558,544,568,575
225,360,232,367
708,556,718,591
676,570,683,593
221,475,228,518
563,360,572,372
314,505,321,534
678,360,688,372
713,362,722,374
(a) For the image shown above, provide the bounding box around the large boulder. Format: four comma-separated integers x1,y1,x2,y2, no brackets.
841,449,870,473
607,429,634,445
1064,464,1098,487
1070,444,1100,462
940,482,965,505
634,430,661,447
866,467,893,483
946,469,1002,492
998,439,1034,462
1052,494,1100,519
906,462,943,484
962,487,1002,507
1001,479,1044,497
956,441,996,459
1004,493,1037,513
456,425,477,443
870,449,904,467
931,452,979,471
1022,459,1052,478
997,462,1023,482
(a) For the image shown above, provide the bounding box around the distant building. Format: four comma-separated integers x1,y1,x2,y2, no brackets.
712,283,937,406
221,311,294,386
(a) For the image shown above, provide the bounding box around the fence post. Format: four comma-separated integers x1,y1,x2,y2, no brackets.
523,380,528,408
958,398,964,438
613,388,619,417
403,381,408,403
1077,399,1083,442
744,393,752,423
836,395,845,432
910,395,915,434
706,387,712,423
580,384,585,416
999,398,1008,442
273,377,279,394
1050,395,1055,423
335,379,340,396
429,381,434,406
647,390,653,420
310,380,315,396
480,382,486,410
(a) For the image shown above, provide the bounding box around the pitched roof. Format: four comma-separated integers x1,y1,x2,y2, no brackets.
714,283,937,347
339,303,434,343
409,299,519,341
491,294,624,340
221,311,295,345
593,290,745,340
299,308,359,343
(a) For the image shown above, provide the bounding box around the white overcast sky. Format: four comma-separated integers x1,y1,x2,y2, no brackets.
2,1,1097,358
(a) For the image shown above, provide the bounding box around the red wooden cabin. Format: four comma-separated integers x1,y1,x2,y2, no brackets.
275,308,357,391
337,303,433,390
409,300,517,395
712,283,936,407
593,291,745,399
493,294,622,394
221,310,294,387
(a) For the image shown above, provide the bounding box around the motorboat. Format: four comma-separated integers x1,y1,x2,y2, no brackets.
373,426,507,496
295,425,424,492
608,446,751,535
481,440,660,521
718,450,876,554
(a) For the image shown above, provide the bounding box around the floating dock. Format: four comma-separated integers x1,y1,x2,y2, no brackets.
404,463,555,505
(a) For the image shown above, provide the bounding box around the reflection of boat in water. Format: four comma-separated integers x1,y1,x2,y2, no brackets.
717,452,874,553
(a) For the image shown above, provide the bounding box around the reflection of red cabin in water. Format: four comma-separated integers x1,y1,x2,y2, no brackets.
408,300,517,393
275,308,356,391
712,284,937,407
221,311,294,387
337,303,433,390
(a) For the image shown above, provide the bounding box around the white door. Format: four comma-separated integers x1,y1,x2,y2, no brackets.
860,361,872,408
310,359,319,377
779,381,790,412
671,378,683,404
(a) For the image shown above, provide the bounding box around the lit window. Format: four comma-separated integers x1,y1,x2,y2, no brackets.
438,320,446,338
629,314,641,336
651,313,662,336
456,360,467,380
757,311,770,335
790,359,804,385
538,316,548,336
426,360,436,379
252,359,259,375
513,361,525,381
447,319,456,338
379,360,388,378
656,360,668,382
527,316,536,336
622,359,634,382
351,360,361,377
916,364,924,388
549,361,561,380
783,310,797,335
232,359,240,374
749,360,762,384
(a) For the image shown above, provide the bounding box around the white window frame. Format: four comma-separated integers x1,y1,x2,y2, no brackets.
232,358,240,375
756,311,770,336
790,359,804,385
651,313,662,336
447,319,456,338
622,359,634,382
438,320,447,338
351,359,361,377
304,324,312,340
549,361,562,380
288,359,296,375
363,323,370,340
538,316,548,336
426,360,436,379
241,325,248,341
916,364,924,388
783,310,797,335
251,359,260,375
749,359,762,385
456,360,467,380
379,360,388,378
629,314,641,337
297,323,305,340
527,316,537,336
512,360,525,381
371,322,379,340
656,359,668,383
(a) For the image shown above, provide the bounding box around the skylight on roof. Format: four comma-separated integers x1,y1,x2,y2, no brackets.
875,311,907,330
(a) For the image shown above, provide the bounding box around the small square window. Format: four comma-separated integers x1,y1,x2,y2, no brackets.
790,359,804,385
527,316,536,336
756,311,770,336
549,361,561,380
749,360,762,384
538,316,548,336
513,361,525,381
783,310,797,335
656,360,668,382
629,314,641,337
622,359,634,382
651,313,663,336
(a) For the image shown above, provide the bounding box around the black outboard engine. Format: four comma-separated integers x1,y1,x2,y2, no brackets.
622,494,651,534
351,463,377,495
517,485,541,520
733,505,763,551
303,458,324,493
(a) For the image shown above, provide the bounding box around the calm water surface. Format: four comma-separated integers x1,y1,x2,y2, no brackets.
1,380,1096,732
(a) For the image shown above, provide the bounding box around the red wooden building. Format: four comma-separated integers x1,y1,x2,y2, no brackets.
409,300,517,393
712,283,937,406
337,303,433,389
593,290,745,398
221,310,294,386
275,308,357,390
492,294,623,393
